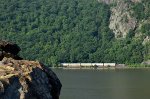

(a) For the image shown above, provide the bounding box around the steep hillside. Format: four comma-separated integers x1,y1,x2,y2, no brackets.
0,0,149,66
100,0,150,61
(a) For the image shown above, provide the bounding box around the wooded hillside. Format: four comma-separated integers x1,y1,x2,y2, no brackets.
0,0,149,66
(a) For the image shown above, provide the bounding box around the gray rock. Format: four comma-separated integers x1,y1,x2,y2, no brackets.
0,40,62,99
0,59,62,99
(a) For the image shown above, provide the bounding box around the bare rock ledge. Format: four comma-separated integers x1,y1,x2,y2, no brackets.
0,40,62,99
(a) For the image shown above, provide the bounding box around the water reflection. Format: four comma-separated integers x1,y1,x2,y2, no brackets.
53,69,150,99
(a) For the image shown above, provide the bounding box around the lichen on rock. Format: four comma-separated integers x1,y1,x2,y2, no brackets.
109,0,137,38
98,0,142,38
0,40,62,99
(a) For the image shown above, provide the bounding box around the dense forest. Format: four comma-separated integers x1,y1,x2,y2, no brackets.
0,0,149,66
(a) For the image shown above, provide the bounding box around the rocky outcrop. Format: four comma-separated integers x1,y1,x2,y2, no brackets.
142,60,150,65
98,0,114,4
0,40,22,60
98,0,141,38
109,0,137,38
0,40,62,99
98,0,141,5
143,36,150,45
131,0,141,3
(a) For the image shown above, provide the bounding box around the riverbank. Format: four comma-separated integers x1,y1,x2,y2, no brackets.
51,65,150,70
53,68,150,99
51,63,150,70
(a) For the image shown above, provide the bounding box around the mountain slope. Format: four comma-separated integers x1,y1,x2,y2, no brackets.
0,0,149,66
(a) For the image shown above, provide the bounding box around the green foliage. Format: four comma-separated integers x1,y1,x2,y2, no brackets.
105,38,144,64
128,64,150,68
141,23,150,36
126,29,135,38
131,0,150,21
143,43,150,60
131,3,145,20
0,0,147,66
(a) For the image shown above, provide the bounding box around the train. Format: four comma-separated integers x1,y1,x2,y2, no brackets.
60,63,116,68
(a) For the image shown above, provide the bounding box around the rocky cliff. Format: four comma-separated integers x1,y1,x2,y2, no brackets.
0,40,62,99
98,0,150,62
99,0,142,38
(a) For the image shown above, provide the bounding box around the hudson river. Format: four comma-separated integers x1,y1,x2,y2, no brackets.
53,69,150,99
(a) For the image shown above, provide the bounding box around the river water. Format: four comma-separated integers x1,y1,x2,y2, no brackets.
53,69,150,99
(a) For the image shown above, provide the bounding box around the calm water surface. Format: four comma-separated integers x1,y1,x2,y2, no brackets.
53,69,150,99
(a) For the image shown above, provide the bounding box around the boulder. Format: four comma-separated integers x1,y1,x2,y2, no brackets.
142,60,150,65
0,40,62,99
0,58,62,99
0,40,22,60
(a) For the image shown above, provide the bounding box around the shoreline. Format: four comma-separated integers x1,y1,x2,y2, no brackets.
51,66,150,70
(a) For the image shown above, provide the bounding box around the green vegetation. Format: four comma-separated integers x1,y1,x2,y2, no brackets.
141,23,150,36
0,0,149,66
131,0,150,21
128,64,150,68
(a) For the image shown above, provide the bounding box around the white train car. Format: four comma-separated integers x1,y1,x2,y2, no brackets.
103,63,116,67
91,63,104,67
60,63,69,67
61,63,81,68
80,63,92,67
61,63,116,68
68,63,81,68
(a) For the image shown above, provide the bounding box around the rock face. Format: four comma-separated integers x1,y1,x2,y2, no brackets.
0,40,22,60
0,40,62,99
143,36,150,45
98,0,141,38
142,60,150,65
98,0,141,5
109,0,137,38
